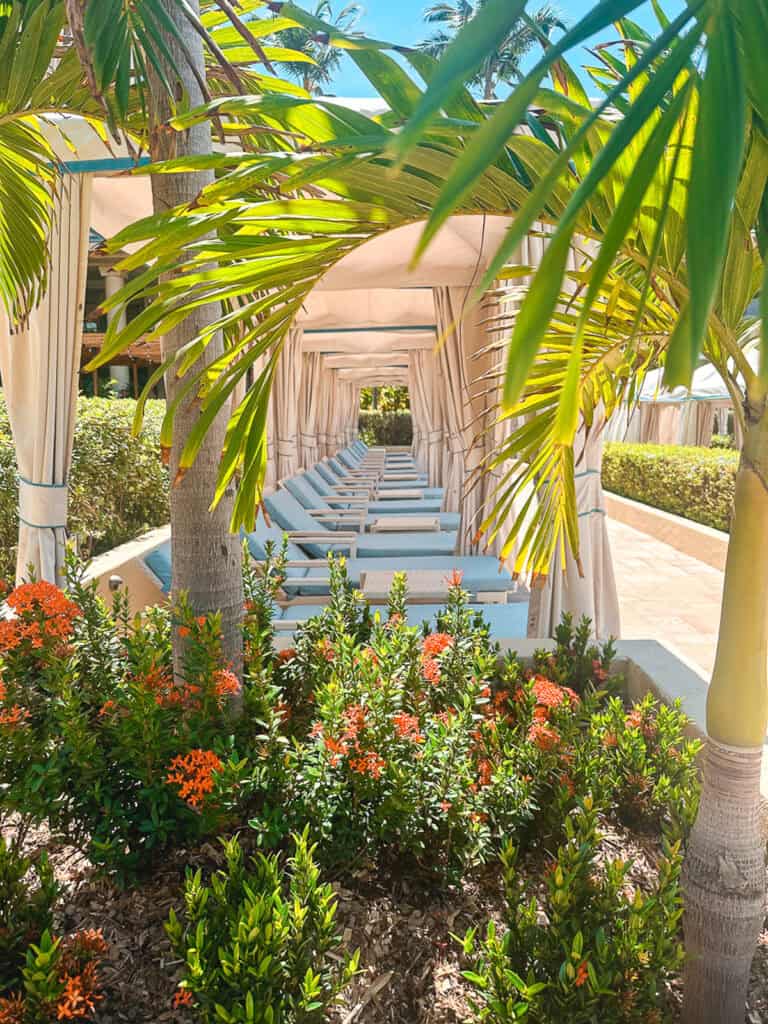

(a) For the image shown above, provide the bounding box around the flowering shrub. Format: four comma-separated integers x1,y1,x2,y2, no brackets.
0,929,108,1024
461,799,684,1023
0,557,283,881
165,830,358,1023
0,840,58,994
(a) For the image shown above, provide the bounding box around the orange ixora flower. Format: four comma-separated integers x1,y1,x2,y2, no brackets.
0,581,81,654
276,647,297,664
0,705,30,728
98,700,117,718
56,963,102,1020
166,749,223,809
445,569,464,588
172,988,194,1009
421,656,441,685
531,677,578,710
392,712,424,744
0,993,26,1024
212,669,240,702
527,720,561,752
65,929,108,960
422,632,453,658
574,960,590,987
349,750,386,779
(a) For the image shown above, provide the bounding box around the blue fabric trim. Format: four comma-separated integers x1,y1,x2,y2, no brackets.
577,508,606,518
18,475,68,489
59,157,152,174
573,469,599,479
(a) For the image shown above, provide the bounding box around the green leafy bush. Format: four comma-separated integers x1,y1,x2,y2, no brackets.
165,830,358,1023
0,395,169,581
359,386,410,412
358,409,413,446
602,441,737,531
0,839,58,993
710,433,735,449
461,799,684,1023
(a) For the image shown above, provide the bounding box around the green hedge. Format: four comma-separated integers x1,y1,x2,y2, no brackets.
602,441,738,533
0,396,169,581
358,409,413,447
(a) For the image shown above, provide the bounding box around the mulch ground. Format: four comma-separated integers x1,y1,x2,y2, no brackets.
7,821,768,1023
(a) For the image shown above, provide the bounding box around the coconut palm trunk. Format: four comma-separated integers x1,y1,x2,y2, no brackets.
149,0,244,677
682,399,768,1024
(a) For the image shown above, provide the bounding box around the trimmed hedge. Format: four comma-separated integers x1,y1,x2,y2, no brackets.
358,409,413,447
0,396,169,581
602,441,738,533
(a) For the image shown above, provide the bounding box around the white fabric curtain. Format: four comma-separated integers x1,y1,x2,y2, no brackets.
0,175,92,584
408,349,442,483
678,400,717,447
433,287,490,547
526,415,621,640
273,327,303,480
298,351,324,468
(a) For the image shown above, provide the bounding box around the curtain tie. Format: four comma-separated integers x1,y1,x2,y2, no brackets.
18,477,69,530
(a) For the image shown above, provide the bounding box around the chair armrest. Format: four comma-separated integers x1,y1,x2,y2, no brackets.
285,560,328,569
324,496,370,507
286,532,358,557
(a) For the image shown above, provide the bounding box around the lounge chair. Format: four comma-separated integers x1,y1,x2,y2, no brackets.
304,466,445,515
327,454,434,492
263,488,459,559
281,473,461,532
273,600,529,638
318,459,444,501
142,524,521,603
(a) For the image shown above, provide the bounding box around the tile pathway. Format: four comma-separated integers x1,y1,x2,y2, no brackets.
607,517,724,678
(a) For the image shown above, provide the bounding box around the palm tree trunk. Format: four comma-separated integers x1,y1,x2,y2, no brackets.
148,0,244,677
682,402,768,1024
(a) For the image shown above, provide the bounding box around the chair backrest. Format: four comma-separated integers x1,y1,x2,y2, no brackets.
315,461,340,486
304,466,333,496
263,489,331,558
283,474,329,511
336,448,359,470
327,456,349,478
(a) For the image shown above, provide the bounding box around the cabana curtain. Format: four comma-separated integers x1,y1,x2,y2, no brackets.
526,415,621,640
408,349,442,485
0,175,92,584
273,327,303,480
298,351,324,469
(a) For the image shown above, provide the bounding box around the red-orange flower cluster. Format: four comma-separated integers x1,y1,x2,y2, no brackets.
0,582,81,654
575,959,589,987
625,708,657,740
166,749,223,809
445,569,464,588
349,751,386,779
56,963,102,1020
422,632,453,657
527,720,561,752
277,647,297,664
173,989,194,1009
392,711,424,743
212,669,240,703
0,993,25,1024
421,657,441,685
0,705,29,728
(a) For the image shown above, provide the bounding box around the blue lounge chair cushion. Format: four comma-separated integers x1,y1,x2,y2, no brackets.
299,556,512,596
276,601,529,637
285,473,459,530
144,542,172,593
265,489,458,559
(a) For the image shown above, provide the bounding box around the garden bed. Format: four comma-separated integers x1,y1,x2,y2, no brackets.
1,553,767,1023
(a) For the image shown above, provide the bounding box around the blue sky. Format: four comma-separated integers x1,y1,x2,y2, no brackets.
325,0,685,97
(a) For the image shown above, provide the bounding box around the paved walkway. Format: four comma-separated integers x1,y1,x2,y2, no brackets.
607,518,724,678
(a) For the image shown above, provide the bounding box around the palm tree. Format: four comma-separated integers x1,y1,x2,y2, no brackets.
419,1,565,100
75,5,768,1018
272,1,363,95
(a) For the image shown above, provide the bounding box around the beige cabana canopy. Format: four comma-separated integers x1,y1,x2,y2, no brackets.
1,111,621,638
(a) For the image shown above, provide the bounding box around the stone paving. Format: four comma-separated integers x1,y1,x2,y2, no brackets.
607,517,724,679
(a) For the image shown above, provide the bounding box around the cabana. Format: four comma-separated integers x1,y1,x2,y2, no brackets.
0,110,620,639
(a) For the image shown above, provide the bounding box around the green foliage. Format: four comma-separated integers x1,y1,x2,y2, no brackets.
165,830,358,1023
0,839,58,994
602,441,738,532
357,410,413,447
461,799,685,1023
0,395,169,581
359,386,410,412
710,433,735,450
